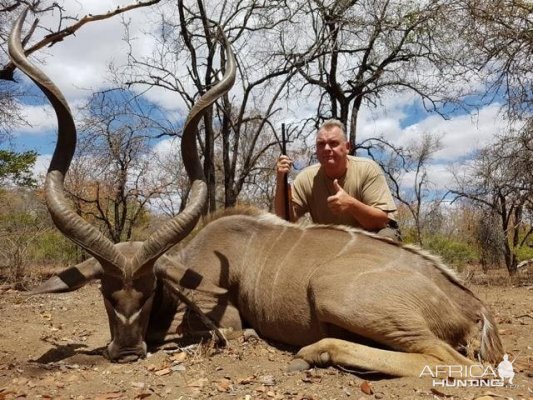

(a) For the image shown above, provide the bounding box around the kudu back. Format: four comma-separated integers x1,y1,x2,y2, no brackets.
9,9,235,362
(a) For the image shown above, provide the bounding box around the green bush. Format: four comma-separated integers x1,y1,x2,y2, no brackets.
28,230,79,265
516,245,533,263
424,235,478,270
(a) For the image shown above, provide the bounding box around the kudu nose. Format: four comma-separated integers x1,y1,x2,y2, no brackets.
107,341,147,363
116,353,141,363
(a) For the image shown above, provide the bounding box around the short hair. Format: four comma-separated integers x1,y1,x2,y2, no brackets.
318,119,346,139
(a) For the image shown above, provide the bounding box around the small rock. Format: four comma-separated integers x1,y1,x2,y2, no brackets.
260,375,276,386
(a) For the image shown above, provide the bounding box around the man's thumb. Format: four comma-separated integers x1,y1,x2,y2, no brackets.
333,179,342,192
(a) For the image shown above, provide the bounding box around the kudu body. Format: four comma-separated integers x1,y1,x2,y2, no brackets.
173,208,504,376
10,11,504,376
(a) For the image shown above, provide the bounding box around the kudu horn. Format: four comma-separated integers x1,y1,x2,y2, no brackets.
9,9,236,279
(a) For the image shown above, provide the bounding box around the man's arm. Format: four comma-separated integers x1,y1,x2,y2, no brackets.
327,179,390,230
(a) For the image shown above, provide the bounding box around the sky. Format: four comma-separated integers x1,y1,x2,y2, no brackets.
5,0,510,197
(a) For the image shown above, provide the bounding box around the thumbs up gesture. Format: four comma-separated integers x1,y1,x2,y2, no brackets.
327,179,353,215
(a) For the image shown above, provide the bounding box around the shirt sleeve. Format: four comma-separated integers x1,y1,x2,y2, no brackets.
361,162,397,214
291,174,309,220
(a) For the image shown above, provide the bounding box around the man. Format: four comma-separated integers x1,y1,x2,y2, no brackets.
275,119,400,241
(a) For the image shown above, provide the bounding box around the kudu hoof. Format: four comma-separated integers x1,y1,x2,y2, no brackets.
287,358,311,372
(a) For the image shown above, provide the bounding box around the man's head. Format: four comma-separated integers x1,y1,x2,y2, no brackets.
316,119,350,178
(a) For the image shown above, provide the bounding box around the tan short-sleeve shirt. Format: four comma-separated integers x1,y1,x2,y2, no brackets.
291,156,397,228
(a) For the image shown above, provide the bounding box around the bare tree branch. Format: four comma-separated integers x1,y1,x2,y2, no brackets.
1,0,161,81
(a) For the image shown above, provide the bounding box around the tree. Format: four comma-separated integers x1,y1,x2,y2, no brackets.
276,0,481,153
0,189,47,288
450,125,533,274
0,187,77,288
364,132,442,244
0,0,161,142
0,149,37,187
117,0,296,211
66,89,175,243
458,0,532,121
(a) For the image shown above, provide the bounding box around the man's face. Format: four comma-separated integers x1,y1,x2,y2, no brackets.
316,126,350,174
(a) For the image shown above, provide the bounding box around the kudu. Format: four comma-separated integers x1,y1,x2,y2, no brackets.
11,11,504,376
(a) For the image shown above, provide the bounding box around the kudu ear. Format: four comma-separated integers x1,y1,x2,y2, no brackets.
155,255,226,295
30,258,103,294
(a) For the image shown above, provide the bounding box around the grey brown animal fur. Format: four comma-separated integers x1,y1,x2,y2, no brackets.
173,207,504,376
10,10,504,376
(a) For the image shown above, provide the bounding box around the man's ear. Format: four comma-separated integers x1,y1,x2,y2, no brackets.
345,140,351,153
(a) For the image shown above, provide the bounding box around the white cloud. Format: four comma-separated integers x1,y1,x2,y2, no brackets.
16,0,160,100
356,92,508,192
32,154,51,182
398,104,506,161
426,164,455,191
14,104,56,135
152,137,179,157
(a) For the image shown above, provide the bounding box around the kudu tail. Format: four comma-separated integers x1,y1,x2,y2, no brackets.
480,311,504,364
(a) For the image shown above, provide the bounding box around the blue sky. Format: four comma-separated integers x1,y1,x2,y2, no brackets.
4,0,510,194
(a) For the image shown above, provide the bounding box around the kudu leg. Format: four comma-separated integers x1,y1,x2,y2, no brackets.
293,337,474,377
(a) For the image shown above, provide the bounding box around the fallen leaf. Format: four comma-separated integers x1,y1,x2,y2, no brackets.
154,368,171,376
187,378,208,388
301,371,322,383
237,375,256,384
94,391,124,400
40,312,52,321
134,393,152,399
360,380,373,395
0,391,17,400
169,352,187,363
215,378,232,392
430,388,453,398
481,391,505,398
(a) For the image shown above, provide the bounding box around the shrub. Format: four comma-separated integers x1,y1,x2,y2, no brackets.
424,235,478,271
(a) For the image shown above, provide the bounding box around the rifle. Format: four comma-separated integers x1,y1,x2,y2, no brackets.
281,123,290,221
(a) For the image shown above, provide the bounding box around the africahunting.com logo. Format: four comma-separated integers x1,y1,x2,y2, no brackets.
420,354,516,388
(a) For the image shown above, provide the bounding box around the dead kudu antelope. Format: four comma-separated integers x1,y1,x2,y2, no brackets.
11,12,504,376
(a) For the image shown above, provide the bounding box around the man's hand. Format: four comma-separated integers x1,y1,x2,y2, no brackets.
276,155,292,177
327,179,354,215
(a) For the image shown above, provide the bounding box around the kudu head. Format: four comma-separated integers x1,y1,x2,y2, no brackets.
9,9,236,362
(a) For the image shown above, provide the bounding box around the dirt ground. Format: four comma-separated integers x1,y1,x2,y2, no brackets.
0,272,532,400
